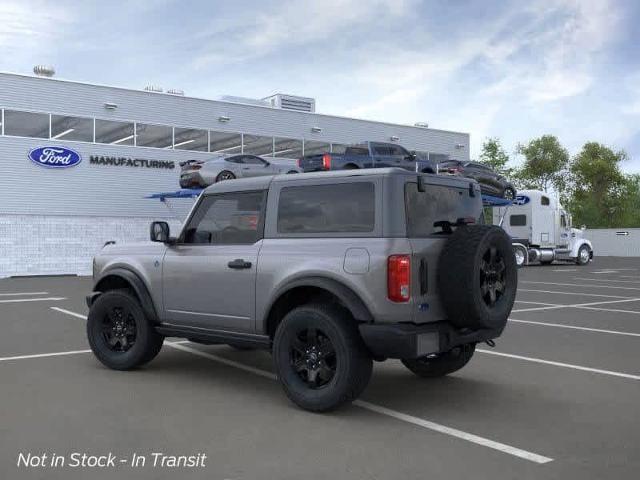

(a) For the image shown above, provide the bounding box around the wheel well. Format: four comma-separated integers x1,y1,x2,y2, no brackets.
95,275,134,294
266,286,353,339
344,163,359,169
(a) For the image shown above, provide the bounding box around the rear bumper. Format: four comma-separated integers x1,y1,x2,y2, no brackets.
359,321,504,360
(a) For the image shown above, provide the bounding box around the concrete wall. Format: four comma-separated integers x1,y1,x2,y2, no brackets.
584,228,640,257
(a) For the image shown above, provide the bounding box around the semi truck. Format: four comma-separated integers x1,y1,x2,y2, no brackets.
493,190,594,267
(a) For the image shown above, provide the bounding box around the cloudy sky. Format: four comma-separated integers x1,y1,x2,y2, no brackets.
1,0,639,170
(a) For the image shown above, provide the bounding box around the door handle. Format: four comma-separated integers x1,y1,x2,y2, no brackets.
228,258,252,269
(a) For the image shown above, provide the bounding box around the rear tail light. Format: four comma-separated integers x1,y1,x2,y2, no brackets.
297,158,302,168
388,255,411,302
322,153,332,170
191,164,202,170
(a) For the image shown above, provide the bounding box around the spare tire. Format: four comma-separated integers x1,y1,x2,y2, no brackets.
437,225,517,330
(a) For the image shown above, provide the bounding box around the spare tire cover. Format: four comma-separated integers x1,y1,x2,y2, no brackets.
437,225,517,330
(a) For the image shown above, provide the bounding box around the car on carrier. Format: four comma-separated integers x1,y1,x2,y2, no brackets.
86,168,517,412
179,154,300,188
297,141,437,175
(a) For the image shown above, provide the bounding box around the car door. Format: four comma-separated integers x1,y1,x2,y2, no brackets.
239,155,274,177
161,190,265,332
388,144,412,171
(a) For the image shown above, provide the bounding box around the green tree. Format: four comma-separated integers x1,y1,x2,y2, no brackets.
478,137,512,176
568,143,640,227
514,135,569,193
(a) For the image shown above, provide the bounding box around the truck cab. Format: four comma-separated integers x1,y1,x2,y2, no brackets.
493,190,593,266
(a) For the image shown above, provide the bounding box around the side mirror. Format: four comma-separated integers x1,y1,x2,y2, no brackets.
263,160,271,167
150,221,170,242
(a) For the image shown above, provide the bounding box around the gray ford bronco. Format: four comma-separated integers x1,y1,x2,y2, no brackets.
87,168,517,412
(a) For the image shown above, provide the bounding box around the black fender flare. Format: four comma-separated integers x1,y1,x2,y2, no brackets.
90,268,159,323
266,276,373,325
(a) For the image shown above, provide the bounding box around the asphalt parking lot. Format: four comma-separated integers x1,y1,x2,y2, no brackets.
1,257,639,479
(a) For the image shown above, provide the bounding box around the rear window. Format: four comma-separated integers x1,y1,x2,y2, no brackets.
405,182,480,237
344,146,369,156
510,214,527,226
278,183,375,234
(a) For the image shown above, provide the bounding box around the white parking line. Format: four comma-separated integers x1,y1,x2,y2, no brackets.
552,269,576,272
0,349,91,362
523,281,640,292
0,297,66,304
514,300,559,306
477,349,640,381
49,308,553,465
511,297,640,313
517,289,631,299
573,277,640,284
167,342,553,464
51,307,87,319
0,291,49,296
577,306,640,315
508,318,640,338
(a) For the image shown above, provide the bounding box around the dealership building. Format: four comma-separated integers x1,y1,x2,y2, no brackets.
0,70,470,277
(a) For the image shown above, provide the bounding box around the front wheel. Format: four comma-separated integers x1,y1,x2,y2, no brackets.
273,304,372,412
87,289,164,370
402,344,475,378
576,244,591,265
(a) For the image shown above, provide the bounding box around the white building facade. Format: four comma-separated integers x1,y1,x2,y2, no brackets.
0,72,470,277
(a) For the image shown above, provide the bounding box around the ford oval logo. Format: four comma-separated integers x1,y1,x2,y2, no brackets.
514,195,530,205
28,146,82,168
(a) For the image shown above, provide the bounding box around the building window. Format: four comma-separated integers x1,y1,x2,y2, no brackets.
95,119,135,145
273,137,303,159
210,131,242,154
3,110,49,138
136,123,173,149
173,127,208,151
303,140,330,156
243,134,274,156
51,115,94,142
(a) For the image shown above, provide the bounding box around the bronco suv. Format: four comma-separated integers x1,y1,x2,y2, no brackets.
87,168,517,412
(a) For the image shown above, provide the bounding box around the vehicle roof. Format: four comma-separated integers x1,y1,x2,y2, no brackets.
202,168,476,195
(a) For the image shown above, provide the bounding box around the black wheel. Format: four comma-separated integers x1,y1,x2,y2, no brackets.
576,244,591,265
503,187,516,200
87,289,164,370
286,170,298,174
438,225,517,330
402,344,475,378
343,164,359,170
273,304,372,412
216,170,236,182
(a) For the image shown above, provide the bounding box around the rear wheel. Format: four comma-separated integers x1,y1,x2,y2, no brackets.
514,245,527,268
273,304,372,412
216,170,236,182
402,344,475,378
87,289,164,370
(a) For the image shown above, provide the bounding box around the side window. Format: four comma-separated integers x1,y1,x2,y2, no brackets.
278,183,375,234
510,215,527,226
243,155,266,165
560,214,567,228
541,196,550,206
389,145,409,157
226,156,243,164
182,191,264,245
372,144,391,155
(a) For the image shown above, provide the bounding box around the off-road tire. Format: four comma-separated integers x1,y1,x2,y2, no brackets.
402,344,475,378
503,187,516,200
438,225,517,330
273,304,372,412
576,244,591,266
87,289,164,370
